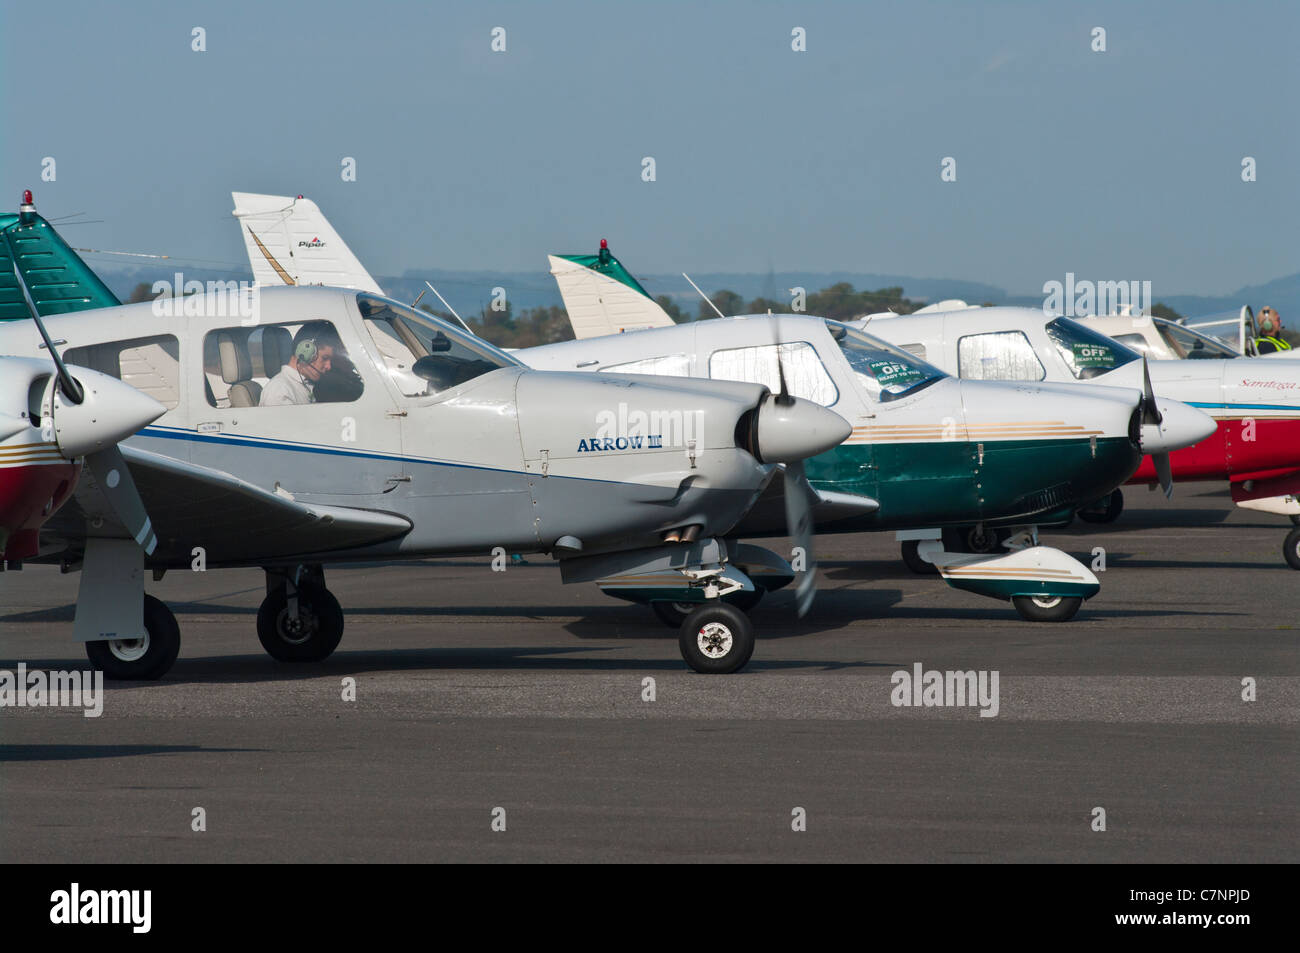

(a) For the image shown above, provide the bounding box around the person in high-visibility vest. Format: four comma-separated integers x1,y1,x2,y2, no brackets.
1254,306,1292,354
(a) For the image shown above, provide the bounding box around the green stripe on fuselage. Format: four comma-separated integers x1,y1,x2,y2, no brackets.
805,436,1139,530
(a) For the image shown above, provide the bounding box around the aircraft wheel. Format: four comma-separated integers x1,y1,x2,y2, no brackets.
1284,527,1300,570
678,603,755,674
943,526,1008,554
651,590,763,627
257,583,344,662
85,595,181,680
1078,489,1124,524
901,540,939,575
1012,594,1083,623
651,601,698,628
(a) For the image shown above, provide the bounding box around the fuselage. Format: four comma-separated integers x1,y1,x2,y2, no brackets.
0,289,836,566
524,314,1149,531
859,306,1300,493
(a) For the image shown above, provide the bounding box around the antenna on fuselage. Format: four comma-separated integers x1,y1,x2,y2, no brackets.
423,281,476,336
683,272,727,319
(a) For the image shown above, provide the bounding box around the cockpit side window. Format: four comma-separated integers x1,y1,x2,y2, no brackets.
1156,320,1239,359
1113,332,1155,356
202,321,362,408
1045,317,1141,379
957,331,1045,381
357,294,517,398
708,342,838,406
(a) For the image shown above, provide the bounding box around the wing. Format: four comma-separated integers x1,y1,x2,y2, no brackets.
43,445,411,566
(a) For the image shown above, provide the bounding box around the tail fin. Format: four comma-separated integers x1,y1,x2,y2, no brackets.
0,190,120,320
548,240,676,338
231,192,383,294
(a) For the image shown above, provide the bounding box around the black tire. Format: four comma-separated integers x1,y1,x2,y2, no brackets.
1284,527,1300,570
942,525,1008,554
1012,594,1083,623
257,583,345,662
85,594,181,680
901,539,939,575
651,601,697,628
678,603,755,674
651,589,763,627
1078,489,1124,524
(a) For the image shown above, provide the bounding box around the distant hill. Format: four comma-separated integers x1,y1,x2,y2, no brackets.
89,259,1299,325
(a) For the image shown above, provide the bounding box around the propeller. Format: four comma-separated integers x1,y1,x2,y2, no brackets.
6,225,162,552
770,311,817,617
1140,357,1174,499
84,445,157,554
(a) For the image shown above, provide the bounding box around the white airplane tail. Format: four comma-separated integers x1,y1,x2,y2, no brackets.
231,192,383,294
548,241,675,338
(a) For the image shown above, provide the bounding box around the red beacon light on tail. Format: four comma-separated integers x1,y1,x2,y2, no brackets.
19,189,36,225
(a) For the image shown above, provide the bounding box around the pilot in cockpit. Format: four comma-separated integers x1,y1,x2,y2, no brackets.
260,325,336,406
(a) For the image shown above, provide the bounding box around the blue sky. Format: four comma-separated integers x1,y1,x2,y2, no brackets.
2,0,1296,296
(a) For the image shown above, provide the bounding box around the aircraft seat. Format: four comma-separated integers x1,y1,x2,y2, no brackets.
260,326,293,376
219,331,262,407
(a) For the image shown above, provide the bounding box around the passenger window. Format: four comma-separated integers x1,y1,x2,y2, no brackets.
709,342,838,407
602,354,692,376
957,331,1045,381
202,321,362,407
65,334,181,409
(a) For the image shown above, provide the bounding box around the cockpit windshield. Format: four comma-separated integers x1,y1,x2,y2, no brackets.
1045,317,1141,379
357,294,519,397
825,319,946,402
1155,318,1240,359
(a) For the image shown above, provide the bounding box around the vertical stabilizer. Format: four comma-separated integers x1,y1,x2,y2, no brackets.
231,192,383,294
0,190,121,320
548,240,675,338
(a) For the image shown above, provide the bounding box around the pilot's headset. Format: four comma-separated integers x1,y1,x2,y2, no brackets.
295,337,319,365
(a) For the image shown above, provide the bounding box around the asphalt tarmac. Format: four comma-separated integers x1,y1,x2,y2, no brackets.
1,486,1296,862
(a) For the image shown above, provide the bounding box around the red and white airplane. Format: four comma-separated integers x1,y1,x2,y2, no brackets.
2,191,165,563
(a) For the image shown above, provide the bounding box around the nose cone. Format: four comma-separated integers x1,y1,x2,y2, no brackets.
53,368,167,459
1143,398,1217,453
752,394,852,463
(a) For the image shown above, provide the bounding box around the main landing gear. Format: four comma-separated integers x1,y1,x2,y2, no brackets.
79,560,347,681
1077,488,1124,524
257,565,345,662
